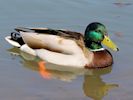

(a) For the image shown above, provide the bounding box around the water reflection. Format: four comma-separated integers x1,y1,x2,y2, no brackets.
8,47,119,99
83,68,118,100
8,47,89,81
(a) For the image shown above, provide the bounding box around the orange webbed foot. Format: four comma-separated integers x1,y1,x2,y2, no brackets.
38,61,51,79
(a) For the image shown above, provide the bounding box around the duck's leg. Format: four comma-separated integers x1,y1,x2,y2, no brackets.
38,61,51,79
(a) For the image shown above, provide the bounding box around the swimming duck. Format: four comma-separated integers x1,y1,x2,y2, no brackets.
5,22,119,68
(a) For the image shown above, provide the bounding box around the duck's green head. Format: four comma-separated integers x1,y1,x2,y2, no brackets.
84,22,119,51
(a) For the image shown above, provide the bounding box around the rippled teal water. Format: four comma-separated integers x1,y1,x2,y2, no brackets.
0,0,133,100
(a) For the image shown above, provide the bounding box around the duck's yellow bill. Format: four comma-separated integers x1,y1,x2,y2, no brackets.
102,36,119,51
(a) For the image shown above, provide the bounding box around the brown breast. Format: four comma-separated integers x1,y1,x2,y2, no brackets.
85,49,113,69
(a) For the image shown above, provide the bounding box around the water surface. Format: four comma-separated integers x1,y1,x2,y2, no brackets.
0,0,133,100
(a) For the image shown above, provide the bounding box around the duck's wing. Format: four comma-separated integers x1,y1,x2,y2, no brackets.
15,27,87,54
15,27,84,40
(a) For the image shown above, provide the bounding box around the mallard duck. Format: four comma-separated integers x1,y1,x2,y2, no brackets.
5,22,119,68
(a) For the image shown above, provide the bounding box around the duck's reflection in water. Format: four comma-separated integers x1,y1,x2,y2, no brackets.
8,47,89,81
8,47,119,99
83,68,118,100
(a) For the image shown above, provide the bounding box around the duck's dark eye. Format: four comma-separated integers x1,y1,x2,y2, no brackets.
95,30,101,33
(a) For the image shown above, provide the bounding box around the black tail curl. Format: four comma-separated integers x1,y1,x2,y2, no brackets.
11,32,25,46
